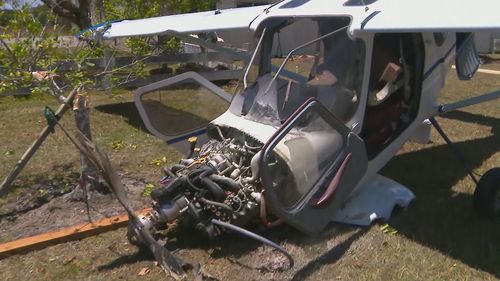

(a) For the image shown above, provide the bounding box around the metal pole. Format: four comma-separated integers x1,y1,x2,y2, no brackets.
438,90,500,115
0,87,80,196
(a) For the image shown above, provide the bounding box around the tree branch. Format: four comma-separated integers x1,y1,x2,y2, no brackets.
43,0,80,14
95,55,152,77
41,0,91,29
41,0,77,21
0,38,14,59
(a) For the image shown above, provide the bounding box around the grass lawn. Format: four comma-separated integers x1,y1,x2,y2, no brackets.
0,64,498,280
0,90,184,196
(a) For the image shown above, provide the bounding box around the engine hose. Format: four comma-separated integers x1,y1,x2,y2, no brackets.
211,219,294,269
171,164,186,174
244,151,262,183
199,198,233,215
150,176,185,200
200,169,214,178
244,141,261,151
215,125,227,141
199,177,227,202
209,175,240,192
186,166,215,194
189,166,214,178
187,175,205,193
163,167,177,178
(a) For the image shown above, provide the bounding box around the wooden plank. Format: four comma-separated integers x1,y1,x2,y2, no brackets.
451,65,500,75
0,208,151,259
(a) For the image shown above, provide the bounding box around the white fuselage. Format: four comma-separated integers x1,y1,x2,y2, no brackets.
213,29,457,195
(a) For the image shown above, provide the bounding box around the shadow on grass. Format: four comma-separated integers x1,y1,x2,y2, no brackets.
290,229,369,281
97,247,155,272
95,102,148,134
95,101,213,137
165,222,357,258
382,111,500,277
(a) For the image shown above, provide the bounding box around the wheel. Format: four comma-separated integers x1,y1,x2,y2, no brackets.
473,168,500,218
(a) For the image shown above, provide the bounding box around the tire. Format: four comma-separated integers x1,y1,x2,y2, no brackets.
473,168,500,218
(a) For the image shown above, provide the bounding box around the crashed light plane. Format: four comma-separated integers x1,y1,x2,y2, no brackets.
83,0,500,278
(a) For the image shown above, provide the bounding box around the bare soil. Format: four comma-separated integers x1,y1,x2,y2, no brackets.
0,173,151,242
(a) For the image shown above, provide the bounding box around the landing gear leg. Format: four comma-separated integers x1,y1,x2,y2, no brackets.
429,117,499,218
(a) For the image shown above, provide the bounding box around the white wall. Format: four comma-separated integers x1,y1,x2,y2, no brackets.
474,31,500,53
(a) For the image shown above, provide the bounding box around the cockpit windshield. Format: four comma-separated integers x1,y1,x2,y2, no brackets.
233,17,365,127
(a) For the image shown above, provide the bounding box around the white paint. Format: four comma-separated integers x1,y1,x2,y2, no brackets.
100,5,270,38
361,0,500,33
99,0,500,39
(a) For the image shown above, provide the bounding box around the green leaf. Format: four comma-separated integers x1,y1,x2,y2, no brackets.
149,159,162,166
142,183,156,197
380,223,398,235
111,140,125,150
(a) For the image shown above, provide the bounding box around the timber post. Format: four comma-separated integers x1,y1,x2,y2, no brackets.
0,86,80,196
73,90,100,195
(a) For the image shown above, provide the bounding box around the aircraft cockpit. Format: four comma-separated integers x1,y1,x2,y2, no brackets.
229,16,366,127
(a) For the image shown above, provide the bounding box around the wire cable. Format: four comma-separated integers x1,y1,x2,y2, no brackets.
211,219,294,269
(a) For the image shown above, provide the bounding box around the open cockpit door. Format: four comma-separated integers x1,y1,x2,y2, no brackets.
134,72,232,153
260,99,368,235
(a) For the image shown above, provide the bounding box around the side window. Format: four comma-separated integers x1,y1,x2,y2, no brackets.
135,72,231,143
140,83,227,136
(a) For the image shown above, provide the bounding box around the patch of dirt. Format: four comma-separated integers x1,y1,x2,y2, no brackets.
0,173,151,242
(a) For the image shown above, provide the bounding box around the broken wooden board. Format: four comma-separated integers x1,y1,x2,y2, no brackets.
0,208,151,258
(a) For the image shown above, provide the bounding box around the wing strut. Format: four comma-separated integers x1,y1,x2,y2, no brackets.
436,89,500,115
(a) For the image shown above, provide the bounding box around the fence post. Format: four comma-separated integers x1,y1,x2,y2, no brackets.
0,87,79,196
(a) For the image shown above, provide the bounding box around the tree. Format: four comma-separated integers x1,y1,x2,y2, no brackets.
40,0,92,29
0,0,220,197
0,3,100,96
0,4,103,198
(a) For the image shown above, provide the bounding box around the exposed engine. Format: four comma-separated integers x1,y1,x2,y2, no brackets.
131,126,266,242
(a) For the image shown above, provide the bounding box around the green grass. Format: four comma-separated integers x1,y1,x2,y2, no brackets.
0,66,498,280
0,90,184,193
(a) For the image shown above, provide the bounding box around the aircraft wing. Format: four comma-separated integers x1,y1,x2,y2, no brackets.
91,5,270,39
360,0,500,33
